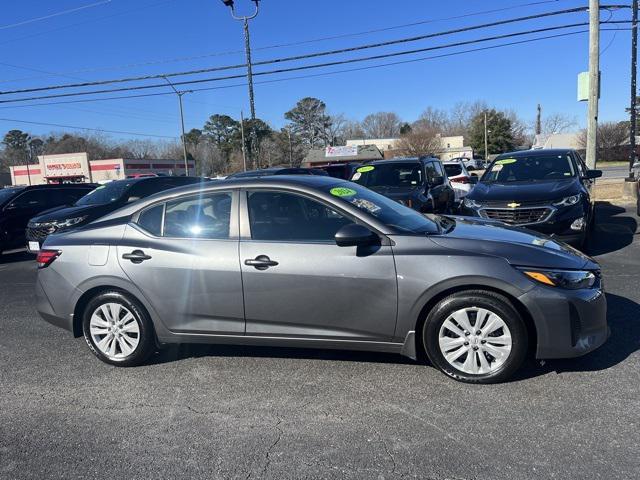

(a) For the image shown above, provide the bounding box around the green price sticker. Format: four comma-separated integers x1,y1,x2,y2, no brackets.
356,165,375,173
495,158,517,165
330,187,357,197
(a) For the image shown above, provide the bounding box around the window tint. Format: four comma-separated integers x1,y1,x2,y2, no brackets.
163,192,232,239
424,162,437,182
137,204,164,236
433,161,445,177
248,191,351,242
352,162,424,188
10,189,51,208
444,164,463,177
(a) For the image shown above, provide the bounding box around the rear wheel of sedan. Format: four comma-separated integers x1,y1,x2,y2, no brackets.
82,291,155,367
422,290,528,384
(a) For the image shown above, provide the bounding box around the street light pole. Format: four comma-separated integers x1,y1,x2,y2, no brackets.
163,76,191,176
240,110,248,171
585,0,600,170
484,111,489,162
628,0,638,179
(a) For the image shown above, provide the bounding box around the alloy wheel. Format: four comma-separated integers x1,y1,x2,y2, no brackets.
438,307,512,375
89,302,140,360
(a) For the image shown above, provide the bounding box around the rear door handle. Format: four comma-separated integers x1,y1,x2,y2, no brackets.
244,255,278,270
122,249,152,264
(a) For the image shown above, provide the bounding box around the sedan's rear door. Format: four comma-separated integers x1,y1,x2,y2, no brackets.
117,189,245,334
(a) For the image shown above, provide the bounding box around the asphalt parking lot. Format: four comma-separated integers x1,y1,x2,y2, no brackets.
1,202,639,480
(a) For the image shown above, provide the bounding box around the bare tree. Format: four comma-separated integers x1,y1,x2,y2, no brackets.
340,120,365,141
361,112,402,139
413,107,451,133
395,127,443,157
541,113,577,134
578,121,629,161
125,139,160,159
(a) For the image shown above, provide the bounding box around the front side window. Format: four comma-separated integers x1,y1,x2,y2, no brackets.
163,192,232,239
10,189,50,208
248,191,351,242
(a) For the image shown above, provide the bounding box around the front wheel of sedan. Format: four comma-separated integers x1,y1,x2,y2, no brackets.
422,290,528,384
82,291,155,367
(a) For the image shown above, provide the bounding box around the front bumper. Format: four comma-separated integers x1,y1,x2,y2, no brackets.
519,284,608,359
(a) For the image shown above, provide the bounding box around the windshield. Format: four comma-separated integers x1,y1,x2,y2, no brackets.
0,188,23,205
482,154,576,182
75,180,135,206
351,162,425,189
323,183,439,234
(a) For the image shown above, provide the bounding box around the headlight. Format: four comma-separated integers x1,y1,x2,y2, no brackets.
54,215,88,229
553,194,580,207
463,197,481,208
517,267,598,289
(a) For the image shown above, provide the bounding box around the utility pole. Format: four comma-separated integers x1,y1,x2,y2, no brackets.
219,0,260,168
240,110,247,172
286,127,293,167
586,0,600,169
628,0,638,179
163,76,191,176
484,111,489,162
535,104,542,135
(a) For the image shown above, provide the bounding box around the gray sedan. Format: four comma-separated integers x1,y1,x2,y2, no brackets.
35,176,608,383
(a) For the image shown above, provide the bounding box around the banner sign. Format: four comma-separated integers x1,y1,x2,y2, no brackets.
325,145,358,158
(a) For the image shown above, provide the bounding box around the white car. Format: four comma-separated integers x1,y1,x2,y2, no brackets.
451,157,486,171
443,161,476,202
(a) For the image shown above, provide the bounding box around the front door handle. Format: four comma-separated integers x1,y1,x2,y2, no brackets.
244,255,278,270
122,249,152,264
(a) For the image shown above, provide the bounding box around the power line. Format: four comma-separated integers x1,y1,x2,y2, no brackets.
0,0,573,84
0,118,177,139
0,0,112,31
1,27,625,111
0,20,629,105
0,6,621,96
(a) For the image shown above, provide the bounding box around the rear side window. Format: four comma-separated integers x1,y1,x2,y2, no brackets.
10,189,51,208
444,164,462,177
163,192,232,239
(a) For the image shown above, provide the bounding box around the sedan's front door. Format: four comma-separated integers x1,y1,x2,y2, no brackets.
117,190,245,334
239,189,398,341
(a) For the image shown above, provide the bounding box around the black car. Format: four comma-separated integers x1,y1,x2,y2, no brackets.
350,157,455,213
226,167,327,179
26,176,205,251
462,149,602,247
0,183,96,255
313,162,361,180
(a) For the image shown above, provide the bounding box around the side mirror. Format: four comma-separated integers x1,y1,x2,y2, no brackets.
430,176,445,186
469,176,479,184
583,169,603,179
335,223,379,247
632,162,640,170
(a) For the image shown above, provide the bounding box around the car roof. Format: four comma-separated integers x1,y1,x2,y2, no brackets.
17,183,96,190
497,149,575,158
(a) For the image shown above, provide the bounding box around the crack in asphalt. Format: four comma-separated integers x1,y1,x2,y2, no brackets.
373,427,398,476
260,417,283,478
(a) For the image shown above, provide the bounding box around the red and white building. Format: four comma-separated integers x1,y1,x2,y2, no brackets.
9,152,195,186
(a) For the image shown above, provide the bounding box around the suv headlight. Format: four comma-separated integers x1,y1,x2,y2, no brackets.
553,194,580,207
54,215,88,229
463,197,481,208
517,267,598,289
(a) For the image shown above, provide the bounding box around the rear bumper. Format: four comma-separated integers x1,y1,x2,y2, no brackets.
35,274,74,333
519,285,608,359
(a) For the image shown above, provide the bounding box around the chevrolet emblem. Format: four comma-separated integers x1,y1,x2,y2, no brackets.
507,202,521,208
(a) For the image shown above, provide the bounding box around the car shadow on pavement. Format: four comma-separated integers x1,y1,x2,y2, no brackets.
514,292,640,380
149,342,416,367
586,202,638,256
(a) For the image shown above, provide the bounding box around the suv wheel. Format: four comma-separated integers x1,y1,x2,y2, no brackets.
82,291,155,367
422,290,528,383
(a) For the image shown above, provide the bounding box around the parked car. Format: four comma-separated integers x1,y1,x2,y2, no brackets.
35,176,607,383
462,149,602,248
443,160,477,203
226,167,327,179
26,176,205,252
350,157,455,213
0,183,96,255
126,173,158,179
313,163,361,180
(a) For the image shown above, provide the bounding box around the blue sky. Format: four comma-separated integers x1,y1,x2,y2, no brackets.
0,0,633,141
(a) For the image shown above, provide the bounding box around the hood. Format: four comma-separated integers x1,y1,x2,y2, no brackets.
469,178,579,203
29,203,115,224
430,215,597,270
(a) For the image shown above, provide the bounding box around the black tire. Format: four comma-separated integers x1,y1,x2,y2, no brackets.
82,290,155,367
422,290,528,384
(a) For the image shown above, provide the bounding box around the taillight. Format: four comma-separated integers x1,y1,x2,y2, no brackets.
451,176,471,184
36,249,61,269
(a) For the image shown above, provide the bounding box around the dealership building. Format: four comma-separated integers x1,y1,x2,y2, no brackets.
9,152,195,186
